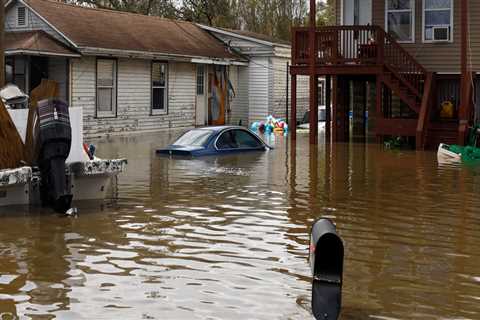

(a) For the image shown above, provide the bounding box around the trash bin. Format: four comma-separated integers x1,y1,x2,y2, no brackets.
309,218,344,320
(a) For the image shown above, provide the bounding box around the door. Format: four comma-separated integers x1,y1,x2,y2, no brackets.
342,0,372,25
195,64,207,126
208,66,226,126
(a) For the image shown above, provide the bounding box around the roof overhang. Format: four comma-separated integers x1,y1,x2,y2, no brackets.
5,49,81,58
198,24,291,49
79,46,248,65
5,30,81,58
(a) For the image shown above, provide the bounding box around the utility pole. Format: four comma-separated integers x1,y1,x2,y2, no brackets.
0,0,4,87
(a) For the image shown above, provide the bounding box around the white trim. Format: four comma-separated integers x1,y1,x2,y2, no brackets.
198,24,290,49
385,0,415,43
5,49,81,58
151,62,168,116
340,0,344,25
18,0,79,48
96,59,117,118
422,0,454,43
79,46,246,65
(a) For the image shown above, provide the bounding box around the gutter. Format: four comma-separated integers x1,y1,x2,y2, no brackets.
78,47,248,65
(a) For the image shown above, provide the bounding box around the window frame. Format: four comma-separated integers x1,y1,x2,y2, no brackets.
196,64,205,96
16,6,28,27
95,58,118,119
151,61,169,116
214,128,265,151
422,0,454,43
385,0,415,44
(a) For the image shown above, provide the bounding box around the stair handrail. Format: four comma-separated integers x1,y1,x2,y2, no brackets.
377,27,427,97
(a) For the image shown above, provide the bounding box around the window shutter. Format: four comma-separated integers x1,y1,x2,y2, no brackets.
17,7,26,26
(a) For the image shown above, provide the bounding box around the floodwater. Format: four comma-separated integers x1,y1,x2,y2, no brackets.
1,131,480,319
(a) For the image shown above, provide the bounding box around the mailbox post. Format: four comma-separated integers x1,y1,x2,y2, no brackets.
309,218,344,320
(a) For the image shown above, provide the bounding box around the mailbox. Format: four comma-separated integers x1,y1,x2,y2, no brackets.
309,218,344,320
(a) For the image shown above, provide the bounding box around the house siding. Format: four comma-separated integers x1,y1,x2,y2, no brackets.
248,57,270,123
48,57,68,101
229,65,249,125
5,1,70,45
335,0,480,73
71,56,196,138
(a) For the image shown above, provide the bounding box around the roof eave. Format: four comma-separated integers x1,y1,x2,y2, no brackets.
78,47,247,64
6,49,81,58
198,24,291,49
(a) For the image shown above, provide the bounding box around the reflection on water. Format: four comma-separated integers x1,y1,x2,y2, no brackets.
1,131,480,319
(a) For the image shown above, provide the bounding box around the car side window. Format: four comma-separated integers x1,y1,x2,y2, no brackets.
234,130,262,148
216,130,238,149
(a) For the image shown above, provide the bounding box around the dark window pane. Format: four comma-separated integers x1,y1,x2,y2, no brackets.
197,65,204,95
387,0,411,10
425,10,450,26
388,12,412,41
97,88,113,112
234,130,262,148
216,131,238,149
425,0,450,9
153,87,165,110
152,63,166,87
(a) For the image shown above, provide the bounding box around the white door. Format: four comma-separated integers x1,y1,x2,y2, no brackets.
342,0,372,25
195,64,207,126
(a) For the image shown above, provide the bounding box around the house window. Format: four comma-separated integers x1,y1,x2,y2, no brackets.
196,65,205,95
386,0,414,42
423,0,452,42
96,59,117,118
152,62,168,114
17,6,27,27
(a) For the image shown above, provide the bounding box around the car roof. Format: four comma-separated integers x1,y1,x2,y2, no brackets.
194,126,247,133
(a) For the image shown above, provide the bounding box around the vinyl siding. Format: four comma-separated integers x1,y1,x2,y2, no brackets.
229,65,249,125
71,57,196,138
248,57,270,123
334,0,480,73
48,57,68,101
5,1,70,45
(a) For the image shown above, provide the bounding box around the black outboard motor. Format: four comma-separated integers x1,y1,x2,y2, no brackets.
36,98,72,213
309,218,344,320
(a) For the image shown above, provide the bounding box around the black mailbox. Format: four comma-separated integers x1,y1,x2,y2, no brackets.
309,218,344,320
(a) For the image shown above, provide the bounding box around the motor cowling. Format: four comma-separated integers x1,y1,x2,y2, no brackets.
36,98,72,213
309,218,344,320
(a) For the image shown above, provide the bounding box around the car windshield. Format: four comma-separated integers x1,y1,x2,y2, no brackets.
173,130,214,147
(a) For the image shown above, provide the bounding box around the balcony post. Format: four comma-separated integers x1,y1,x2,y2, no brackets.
291,74,297,140
309,0,318,145
376,28,385,66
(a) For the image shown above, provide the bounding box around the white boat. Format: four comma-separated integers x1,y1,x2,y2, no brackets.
437,143,461,164
0,106,127,208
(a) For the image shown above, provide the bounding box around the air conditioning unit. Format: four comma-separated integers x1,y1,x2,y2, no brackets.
432,26,450,42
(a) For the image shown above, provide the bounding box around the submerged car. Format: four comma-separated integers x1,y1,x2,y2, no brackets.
157,126,271,157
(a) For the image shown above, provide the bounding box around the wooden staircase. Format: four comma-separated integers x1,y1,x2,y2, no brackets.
290,25,472,149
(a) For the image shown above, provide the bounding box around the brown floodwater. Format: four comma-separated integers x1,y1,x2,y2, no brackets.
1,130,480,319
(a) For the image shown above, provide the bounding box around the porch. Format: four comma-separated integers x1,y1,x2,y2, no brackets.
289,25,475,149
4,31,80,102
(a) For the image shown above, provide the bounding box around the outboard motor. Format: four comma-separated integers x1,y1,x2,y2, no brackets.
309,218,344,320
36,98,72,213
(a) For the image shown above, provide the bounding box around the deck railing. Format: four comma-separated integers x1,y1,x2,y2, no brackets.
292,25,427,94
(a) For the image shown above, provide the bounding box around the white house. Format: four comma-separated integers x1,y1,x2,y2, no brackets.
4,0,248,138
200,26,312,125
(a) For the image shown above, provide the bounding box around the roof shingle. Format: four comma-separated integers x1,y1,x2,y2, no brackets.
23,0,240,60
